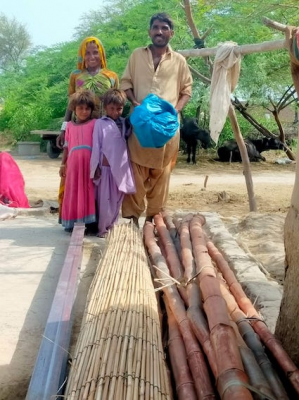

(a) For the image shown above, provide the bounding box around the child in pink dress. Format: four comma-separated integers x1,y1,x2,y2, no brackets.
90,89,135,237
59,90,97,232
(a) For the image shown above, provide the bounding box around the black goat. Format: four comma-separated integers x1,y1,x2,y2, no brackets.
217,137,284,162
180,118,211,164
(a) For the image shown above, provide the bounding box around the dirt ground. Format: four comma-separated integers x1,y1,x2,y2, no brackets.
15,149,296,217
2,147,294,285
18,148,296,280
170,150,295,216
1,148,296,398
12,148,294,280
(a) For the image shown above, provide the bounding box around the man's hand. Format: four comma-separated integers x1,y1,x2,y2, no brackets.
56,131,65,149
124,89,140,107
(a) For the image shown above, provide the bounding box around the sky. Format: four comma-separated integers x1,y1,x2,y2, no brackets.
0,0,104,47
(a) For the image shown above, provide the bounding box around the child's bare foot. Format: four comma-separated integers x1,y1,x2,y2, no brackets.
125,215,139,228
97,232,108,238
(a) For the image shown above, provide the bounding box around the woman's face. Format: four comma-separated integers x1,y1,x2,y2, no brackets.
84,42,101,70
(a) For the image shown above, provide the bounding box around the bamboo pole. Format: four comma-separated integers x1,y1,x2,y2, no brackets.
154,214,188,305
206,238,299,395
216,267,287,399
144,222,216,400
189,215,253,400
154,214,184,281
178,216,218,378
164,298,197,399
162,211,182,256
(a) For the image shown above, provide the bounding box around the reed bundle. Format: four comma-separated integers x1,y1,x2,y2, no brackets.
65,223,170,399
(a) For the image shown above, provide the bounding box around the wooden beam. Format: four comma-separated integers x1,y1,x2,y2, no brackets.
262,17,287,33
228,105,257,211
31,130,60,136
182,0,201,39
178,39,286,58
26,223,86,400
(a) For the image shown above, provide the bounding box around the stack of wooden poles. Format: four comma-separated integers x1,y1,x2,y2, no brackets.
65,223,171,399
144,213,299,400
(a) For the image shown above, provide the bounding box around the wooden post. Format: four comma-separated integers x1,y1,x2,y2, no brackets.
178,19,288,213
228,105,257,212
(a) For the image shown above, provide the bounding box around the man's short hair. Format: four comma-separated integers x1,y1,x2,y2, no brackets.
149,13,174,30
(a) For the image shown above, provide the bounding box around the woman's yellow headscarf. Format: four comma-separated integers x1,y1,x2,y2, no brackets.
77,36,107,70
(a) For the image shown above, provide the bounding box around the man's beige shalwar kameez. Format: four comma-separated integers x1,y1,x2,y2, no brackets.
120,46,192,218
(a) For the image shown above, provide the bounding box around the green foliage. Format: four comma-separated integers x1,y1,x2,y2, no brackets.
218,109,279,146
189,0,299,98
0,40,76,141
75,0,192,73
1,0,299,142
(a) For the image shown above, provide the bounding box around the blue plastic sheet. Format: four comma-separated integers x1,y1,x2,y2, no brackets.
130,94,179,148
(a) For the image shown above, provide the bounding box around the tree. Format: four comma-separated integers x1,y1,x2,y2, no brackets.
275,174,299,366
181,0,299,122
0,14,31,72
273,17,299,366
1,0,299,140
0,40,77,141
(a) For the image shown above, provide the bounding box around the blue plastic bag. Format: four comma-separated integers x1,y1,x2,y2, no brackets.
130,94,179,148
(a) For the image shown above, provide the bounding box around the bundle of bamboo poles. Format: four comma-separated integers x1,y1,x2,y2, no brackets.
65,223,171,399
144,212,299,400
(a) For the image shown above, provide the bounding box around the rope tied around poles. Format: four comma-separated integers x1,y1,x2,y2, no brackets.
219,378,276,400
154,264,216,291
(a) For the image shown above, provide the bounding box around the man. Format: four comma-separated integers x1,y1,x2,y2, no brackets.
120,12,193,225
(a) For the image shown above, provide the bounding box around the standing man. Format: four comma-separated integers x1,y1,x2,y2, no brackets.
120,12,193,225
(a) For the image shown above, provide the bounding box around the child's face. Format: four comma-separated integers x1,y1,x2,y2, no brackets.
105,103,123,120
75,104,92,123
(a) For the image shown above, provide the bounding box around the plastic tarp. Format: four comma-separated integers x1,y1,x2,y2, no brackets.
130,94,179,148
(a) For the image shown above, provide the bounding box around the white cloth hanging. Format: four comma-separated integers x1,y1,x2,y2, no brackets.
209,42,241,144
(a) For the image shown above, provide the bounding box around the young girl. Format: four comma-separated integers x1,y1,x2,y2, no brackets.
90,89,135,237
59,90,97,232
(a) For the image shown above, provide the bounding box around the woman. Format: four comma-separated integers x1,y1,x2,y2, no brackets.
57,36,119,226
57,36,119,147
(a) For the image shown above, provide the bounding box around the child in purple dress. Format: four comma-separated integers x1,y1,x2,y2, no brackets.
90,89,136,237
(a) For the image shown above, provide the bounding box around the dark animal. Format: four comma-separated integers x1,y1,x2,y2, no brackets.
250,137,284,153
180,118,211,164
217,137,284,162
